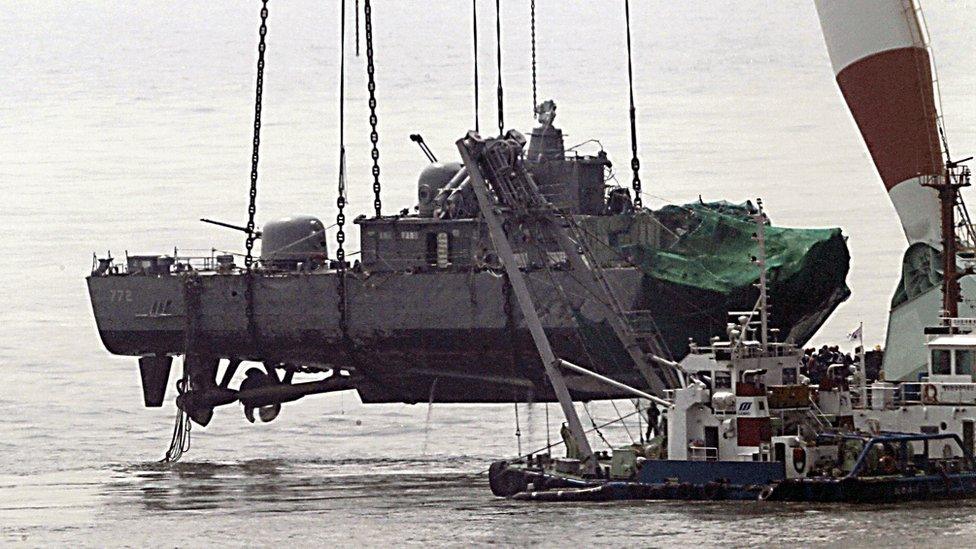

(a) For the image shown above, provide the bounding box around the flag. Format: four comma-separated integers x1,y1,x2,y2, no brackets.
848,325,862,341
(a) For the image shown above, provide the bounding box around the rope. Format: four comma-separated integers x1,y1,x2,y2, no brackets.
364,0,382,217
336,0,348,336
495,0,504,135
514,402,522,455
610,399,635,443
162,372,192,463
478,402,654,474
530,0,537,115
582,402,613,450
545,401,551,452
244,0,270,271
623,0,642,209
635,399,644,444
355,0,360,57
472,0,480,133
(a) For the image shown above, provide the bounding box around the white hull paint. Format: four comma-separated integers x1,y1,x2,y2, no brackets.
883,275,976,381
888,176,943,247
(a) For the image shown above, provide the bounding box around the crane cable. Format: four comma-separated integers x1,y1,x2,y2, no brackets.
495,0,504,136
624,0,643,209
364,0,382,217
244,0,270,271
336,0,348,336
473,0,480,133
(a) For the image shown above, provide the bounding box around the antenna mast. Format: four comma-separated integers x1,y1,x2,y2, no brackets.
924,158,972,320
753,199,769,346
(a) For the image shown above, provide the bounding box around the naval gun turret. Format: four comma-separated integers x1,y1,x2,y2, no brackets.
260,215,329,271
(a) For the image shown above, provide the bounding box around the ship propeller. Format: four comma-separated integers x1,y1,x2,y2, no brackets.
257,404,281,423
239,367,283,423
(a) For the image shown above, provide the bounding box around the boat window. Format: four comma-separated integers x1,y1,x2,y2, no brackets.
714,371,731,389
426,233,438,266
955,350,974,376
932,349,952,375
782,367,797,385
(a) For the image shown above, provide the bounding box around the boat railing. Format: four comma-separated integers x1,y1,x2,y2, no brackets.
686,341,799,360
172,248,222,272
91,248,246,276
844,433,974,478
687,445,719,462
949,318,976,329
860,381,976,409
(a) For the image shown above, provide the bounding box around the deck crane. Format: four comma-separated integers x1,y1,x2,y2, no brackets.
456,130,680,474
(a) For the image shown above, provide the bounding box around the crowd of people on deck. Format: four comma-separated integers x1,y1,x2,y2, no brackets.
800,345,883,385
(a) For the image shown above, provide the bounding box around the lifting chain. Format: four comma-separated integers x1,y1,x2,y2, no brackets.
495,0,504,136
364,0,382,217
336,148,348,336
624,0,642,209
245,0,270,271
530,0,537,115
337,0,349,336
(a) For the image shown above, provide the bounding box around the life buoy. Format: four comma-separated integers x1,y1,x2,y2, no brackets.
792,447,807,474
473,248,504,272
922,383,939,404
488,461,528,497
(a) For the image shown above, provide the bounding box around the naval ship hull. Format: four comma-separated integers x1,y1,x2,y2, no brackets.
88,262,847,404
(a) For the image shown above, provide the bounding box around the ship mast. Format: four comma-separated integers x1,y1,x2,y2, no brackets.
753,199,769,347
924,158,971,321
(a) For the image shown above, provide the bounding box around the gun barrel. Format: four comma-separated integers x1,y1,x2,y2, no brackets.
200,218,261,236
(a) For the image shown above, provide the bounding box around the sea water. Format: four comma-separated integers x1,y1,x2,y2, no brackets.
2,1,976,545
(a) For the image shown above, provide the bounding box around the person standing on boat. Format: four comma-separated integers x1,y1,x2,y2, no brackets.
560,423,581,460
645,405,660,440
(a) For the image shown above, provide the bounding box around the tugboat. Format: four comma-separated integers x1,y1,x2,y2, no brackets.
763,432,976,502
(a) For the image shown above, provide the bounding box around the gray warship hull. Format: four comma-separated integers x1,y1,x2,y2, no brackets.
88,261,846,403
89,268,650,403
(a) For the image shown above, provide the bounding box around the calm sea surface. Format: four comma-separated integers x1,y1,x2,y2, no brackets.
3,1,976,546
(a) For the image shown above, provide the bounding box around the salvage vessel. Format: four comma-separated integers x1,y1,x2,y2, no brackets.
808,0,976,450
483,163,976,503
